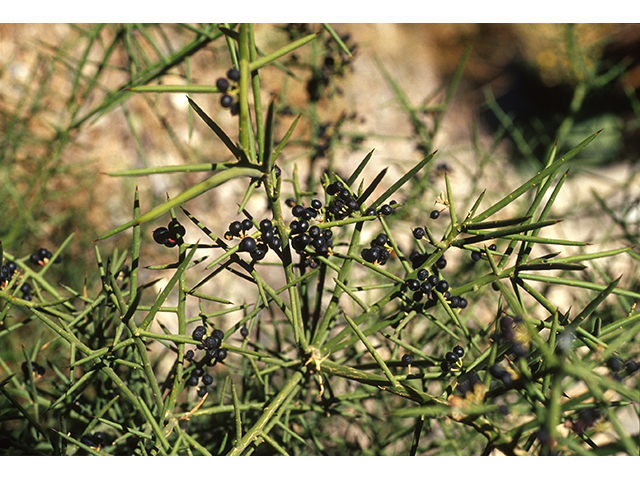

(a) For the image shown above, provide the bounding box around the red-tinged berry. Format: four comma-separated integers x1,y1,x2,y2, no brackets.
430,210,440,219
401,354,413,366
413,227,425,239
227,68,240,81
239,237,257,252
216,77,229,92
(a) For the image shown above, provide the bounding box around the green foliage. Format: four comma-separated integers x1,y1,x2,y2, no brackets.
1,23,638,456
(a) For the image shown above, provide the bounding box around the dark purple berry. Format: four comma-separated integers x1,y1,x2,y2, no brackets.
220,94,233,108
202,374,214,386
401,354,413,366
239,237,257,252
203,336,221,350
420,281,432,294
192,326,207,341
241,219,253,232
185,350,195,360
417,269,428,281
364,207,377,217
445,351,459,364
153,227,171,244
436,280,449,293
216,77,229,92
430,210,440,219
406,279,420,291
187,375,199,387
240,326,249,338
259,219,273,232
380,204,393,216
212,329,224,340
168,219,185,237
413,227,425,239
229,221,243,236
471,251,481,261
607,356,623,372
216,348,228,361
292,204,305,217
458,297,468,309
227,68,240,81
625,360,639,373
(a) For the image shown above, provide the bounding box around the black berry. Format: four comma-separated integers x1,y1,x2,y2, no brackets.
436,280,449,293
452,345,464,358
216,77,229,92
471,251,481,262
445,351,459,364
192,326,207,341
607,356,623,372
259,219,273,232
430,210,440,219
220,94,234,108
406,279,420,291
216,348,228,361
239,237,257,252
311,199,322,210
229,221,243,237
401,354,413,366
413,227,425,239
240,325,249,338
227,68,240,81
380,204,393,216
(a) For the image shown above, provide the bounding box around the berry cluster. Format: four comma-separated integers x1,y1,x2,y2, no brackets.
288,198,335,270
441,345,464,373
153,219,186,248
361,233,392,265
0,260,17,288
489,363,514,387
29,247,59,267
81,432,107,450
325,180,395,220
225,217,281,261
498,315,529,358
404,254,468,309
21,361,45,379
216,68,241,115
185,325,228,397
607,355,639,378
